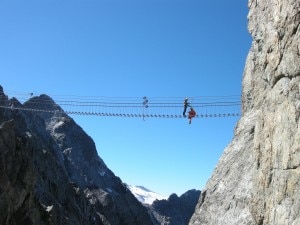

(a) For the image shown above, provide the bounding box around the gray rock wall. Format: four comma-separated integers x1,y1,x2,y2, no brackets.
190,0,300,224
149,190,201,225
0,87,154,225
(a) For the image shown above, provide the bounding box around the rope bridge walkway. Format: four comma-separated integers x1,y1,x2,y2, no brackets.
0,92,241,119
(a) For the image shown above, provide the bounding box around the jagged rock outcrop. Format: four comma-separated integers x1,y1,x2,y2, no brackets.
0,86,154,225
149,189,200,225
190,0,300,225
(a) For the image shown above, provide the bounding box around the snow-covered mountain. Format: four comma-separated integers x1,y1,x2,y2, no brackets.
127,185,166,205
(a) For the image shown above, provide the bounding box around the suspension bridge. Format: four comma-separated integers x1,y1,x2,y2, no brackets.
0,91,241,119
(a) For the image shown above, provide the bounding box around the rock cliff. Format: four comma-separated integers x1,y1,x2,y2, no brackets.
190,0,300,225
149,189,201,225
0,86,154,225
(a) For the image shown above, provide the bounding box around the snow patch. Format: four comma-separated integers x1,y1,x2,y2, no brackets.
127,185,166,205
53,121,64,130
98,171,106,177
63,148,72,155
106,188,113,193
45,205,53,212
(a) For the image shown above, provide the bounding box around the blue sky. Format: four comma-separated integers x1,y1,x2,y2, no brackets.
0,0,251,197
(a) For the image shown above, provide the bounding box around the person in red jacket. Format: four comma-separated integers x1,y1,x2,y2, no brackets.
188,107,196,124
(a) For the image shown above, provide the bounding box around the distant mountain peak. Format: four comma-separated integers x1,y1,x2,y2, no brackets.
23,94,60,111
127,184,166,205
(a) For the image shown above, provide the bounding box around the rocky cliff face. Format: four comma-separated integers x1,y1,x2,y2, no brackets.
190,0,300,225
0,86,154,225
149,189,200,225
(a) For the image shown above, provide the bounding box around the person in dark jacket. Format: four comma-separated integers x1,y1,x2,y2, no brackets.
183,98,190,117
